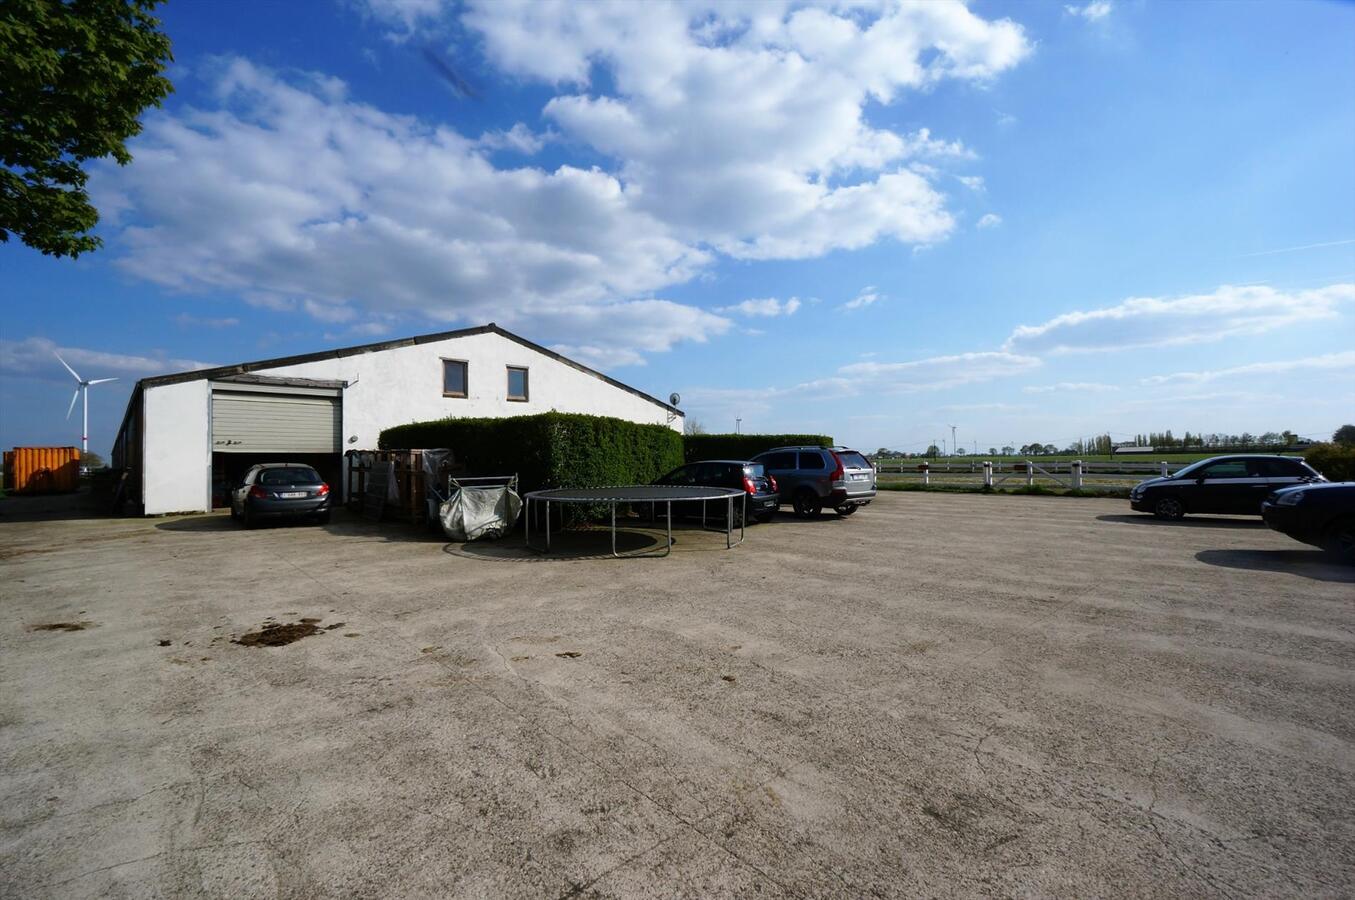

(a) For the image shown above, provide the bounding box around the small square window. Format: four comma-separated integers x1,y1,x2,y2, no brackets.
507,366,529,401
442,359,467,397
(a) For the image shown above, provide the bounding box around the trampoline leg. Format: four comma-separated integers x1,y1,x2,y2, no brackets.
665,501,672,556
611,503,618,558
545,500,551,553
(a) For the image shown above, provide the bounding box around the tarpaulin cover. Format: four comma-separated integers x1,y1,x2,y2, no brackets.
440,484,522,541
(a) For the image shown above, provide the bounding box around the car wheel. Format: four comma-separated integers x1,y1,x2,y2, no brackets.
792,489,821,519
229,504,239,520
835,505,858,517
241,508,255,529
1324,518,1355,563
1153,496,1185,521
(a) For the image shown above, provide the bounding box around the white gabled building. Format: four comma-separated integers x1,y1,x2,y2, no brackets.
112,324,683,515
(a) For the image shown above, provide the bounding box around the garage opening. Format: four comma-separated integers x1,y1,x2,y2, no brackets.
209,378,344,509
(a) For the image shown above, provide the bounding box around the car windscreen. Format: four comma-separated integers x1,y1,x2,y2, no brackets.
259,467,321,486
1173,459,1210,478
837,451,872,469
742,464,765,477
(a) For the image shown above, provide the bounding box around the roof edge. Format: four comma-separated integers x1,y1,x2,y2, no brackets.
134,323,682,414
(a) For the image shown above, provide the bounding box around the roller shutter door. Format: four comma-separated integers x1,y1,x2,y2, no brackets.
211,391,341,454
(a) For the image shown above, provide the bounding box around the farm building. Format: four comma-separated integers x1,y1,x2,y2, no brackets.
111,324,683,515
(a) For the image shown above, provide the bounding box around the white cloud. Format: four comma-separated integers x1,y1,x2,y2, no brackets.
1065,2,1113,22
477,122,547,155
976,212,1002,228
1142,351,1355,386
91,0,1034,367
173,313,239,329
956,175,985,192
842,286,883,311
719,297,802,318
1022,382,1119,394
682,348,1041,420
358,0,447,37
0,337,214,380
1004,283,1355,354
90,59,722,366
838,351,1041,392
466,0,1029,259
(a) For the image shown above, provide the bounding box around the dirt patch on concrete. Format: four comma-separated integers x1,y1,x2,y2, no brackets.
233,621,324,647
29,622,91,632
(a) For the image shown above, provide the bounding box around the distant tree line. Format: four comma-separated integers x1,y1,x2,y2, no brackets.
873,426,1350,459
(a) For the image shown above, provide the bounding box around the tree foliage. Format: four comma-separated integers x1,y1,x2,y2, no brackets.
1333,424,1355,447
1,0,173,256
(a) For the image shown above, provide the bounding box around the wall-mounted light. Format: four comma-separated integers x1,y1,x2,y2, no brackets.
347,435,358,444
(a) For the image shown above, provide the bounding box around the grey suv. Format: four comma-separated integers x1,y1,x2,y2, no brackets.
752,446,877,518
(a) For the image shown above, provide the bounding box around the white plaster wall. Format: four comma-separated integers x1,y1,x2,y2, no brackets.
139,331,681,514
256,331,682,449
142,380,210,515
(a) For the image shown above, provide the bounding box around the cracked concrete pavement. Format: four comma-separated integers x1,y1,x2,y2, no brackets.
1,491,1353,897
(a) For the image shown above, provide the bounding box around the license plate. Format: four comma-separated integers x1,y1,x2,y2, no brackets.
852,474,869,481
279,491,306,499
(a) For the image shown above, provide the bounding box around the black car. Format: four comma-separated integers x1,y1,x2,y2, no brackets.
653,460,780,523
1262,482,1355,561
1129,455,1324,520
231,463,332,527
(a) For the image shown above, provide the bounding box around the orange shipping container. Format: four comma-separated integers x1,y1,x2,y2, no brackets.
8,447,81,494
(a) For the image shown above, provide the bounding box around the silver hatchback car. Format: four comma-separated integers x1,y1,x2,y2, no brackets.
751,446,877,518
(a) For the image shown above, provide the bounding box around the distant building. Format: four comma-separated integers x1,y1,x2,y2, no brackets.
112,324,682,515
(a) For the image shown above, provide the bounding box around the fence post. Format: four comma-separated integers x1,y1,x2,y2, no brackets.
983,461,993,488
1160,461,1169,477
1072,460,1083,489
921,462,929,486
1026,461,1034,488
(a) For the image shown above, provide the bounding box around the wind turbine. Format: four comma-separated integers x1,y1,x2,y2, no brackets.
55,352,117,456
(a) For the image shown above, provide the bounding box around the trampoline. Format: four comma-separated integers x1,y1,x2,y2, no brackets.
524,485,747,558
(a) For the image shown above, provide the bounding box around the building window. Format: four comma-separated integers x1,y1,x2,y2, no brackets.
506,366,529,402
442,359,467,397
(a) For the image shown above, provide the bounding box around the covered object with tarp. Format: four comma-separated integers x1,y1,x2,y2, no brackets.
439,475,522,541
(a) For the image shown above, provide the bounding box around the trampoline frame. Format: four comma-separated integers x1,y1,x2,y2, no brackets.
524,485,748,558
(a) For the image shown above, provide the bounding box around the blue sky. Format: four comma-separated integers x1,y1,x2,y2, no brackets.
3,0,1353,456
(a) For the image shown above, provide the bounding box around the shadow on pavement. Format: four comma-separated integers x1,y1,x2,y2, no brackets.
0,488,114,523
1195,548,1354,583
1096,514,1265,530
443,521,759,561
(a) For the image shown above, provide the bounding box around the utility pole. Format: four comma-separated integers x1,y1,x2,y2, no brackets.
949,424,958,458
735,417,741,434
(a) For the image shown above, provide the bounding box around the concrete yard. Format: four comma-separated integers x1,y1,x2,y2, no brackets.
2,491,1352,898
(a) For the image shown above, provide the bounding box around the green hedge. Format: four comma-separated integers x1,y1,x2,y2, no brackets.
682,433,833,462
380,412,684,494
1305,443,1355,482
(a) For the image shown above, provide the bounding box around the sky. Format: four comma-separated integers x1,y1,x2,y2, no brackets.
2,0,1353,457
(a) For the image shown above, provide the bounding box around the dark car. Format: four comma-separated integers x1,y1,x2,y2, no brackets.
752,446,876,518
653,460,780,523
231,463,332,527
1129,454,1324,520
1262,482,1355,561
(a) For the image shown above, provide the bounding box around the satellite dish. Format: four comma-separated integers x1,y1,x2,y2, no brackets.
669,392,681,407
